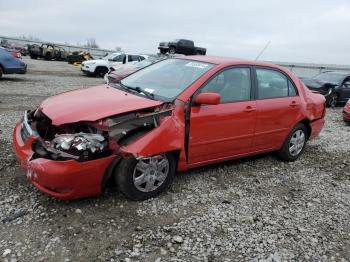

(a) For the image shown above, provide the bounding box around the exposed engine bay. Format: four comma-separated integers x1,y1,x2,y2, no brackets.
24,104,173,161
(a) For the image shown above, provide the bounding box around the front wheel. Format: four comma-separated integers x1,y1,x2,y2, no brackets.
115,153,176,200
277,123,308,161
0,66,3,78
95,67,108,77
327,92,338,108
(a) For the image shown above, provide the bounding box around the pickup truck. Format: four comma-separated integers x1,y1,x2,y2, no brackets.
158,39,206,55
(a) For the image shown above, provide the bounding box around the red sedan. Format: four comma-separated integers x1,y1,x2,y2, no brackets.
13,56,326,200
343,99,350,122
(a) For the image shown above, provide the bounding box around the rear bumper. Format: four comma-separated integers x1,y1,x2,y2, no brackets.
13,120,115,200
309,118,325,140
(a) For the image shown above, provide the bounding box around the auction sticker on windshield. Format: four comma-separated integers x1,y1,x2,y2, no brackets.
185,62,209,69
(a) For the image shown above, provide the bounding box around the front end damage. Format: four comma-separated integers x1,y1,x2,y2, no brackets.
14,103,183,199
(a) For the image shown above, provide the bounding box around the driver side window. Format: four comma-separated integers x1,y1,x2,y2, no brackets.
199,68,252,103
113,54,125,62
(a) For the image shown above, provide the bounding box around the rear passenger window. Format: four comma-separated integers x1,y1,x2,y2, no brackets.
256,69,288,99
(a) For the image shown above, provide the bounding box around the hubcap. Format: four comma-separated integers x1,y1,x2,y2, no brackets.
133,155,169,192
289,130,306,156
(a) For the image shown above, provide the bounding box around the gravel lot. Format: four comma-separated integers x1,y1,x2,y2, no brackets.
0,57,349,262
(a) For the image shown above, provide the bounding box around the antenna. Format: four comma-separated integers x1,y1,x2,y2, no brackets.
255,41,271,61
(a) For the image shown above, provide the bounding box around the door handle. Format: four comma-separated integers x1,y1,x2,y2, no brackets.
243,106,256,112
289,101,298,107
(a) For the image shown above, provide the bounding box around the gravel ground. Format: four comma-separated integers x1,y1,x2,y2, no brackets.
0,57,349,262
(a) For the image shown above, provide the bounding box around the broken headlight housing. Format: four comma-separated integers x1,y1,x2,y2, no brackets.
51,133,106,157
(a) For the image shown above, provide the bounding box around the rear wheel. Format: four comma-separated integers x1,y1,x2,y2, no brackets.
115,153,176,200
277,123,308,161
30,54,38,59
0,66,3,78
44,53,51,60
169,47,176,54
196,51,202,55
95,67,108,77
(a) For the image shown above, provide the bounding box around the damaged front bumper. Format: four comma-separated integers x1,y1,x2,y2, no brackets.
13,116,115,200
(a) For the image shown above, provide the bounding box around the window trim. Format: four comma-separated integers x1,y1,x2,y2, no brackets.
253,66,299,100
192,65,255,105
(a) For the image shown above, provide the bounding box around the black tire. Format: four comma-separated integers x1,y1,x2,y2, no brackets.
115,153,176,201
44,53,51,60
159,49,167,54
327,92,338,108
169,47,176,54
196,51,202,55
95,67,108,77
0,66,3,78
277,123,308,162
30,54,38,59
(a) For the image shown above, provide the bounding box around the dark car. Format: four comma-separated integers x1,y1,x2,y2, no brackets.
0,47,27,78
302,71,350,107
158,39,206,55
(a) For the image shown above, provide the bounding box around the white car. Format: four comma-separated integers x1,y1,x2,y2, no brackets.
81,53,147,77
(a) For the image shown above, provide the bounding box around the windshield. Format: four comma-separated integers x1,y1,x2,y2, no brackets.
135,59,154,69
120,59,215,101
314,72,344,84
102,53,119,60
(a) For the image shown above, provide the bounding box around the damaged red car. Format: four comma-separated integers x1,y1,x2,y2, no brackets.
13,56,326,200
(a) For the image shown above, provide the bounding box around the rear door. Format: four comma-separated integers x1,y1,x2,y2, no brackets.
253,67,301,151
188,67,256,163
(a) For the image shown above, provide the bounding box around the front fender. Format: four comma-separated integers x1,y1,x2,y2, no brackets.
120,108,185,158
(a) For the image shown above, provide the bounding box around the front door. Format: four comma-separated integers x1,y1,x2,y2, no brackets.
188,67,256,164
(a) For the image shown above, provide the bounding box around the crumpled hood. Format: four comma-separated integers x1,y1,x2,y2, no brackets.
40,85,162,125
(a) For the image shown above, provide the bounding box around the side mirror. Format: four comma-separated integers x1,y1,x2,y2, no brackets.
194,92,220,105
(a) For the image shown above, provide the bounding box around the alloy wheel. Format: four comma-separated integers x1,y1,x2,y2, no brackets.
133,155,170,192
289,130,306,156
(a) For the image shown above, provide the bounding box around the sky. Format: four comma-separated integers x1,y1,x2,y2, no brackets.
1,0,350,65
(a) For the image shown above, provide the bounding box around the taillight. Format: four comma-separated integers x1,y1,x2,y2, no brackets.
11,51,21,59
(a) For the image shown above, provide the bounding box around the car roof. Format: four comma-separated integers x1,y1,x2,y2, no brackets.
178,55,287,70
320,71,350,76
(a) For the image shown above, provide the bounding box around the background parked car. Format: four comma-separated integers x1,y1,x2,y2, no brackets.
81,53,147,77
28,43,68,61
158,39,206,55
105,55,163,83
302,71,350,107
0,47,27,78
343,99,350,122
3,47,22,59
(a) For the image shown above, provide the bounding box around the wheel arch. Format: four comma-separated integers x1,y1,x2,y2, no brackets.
299,119,312,139
94,65,108,73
